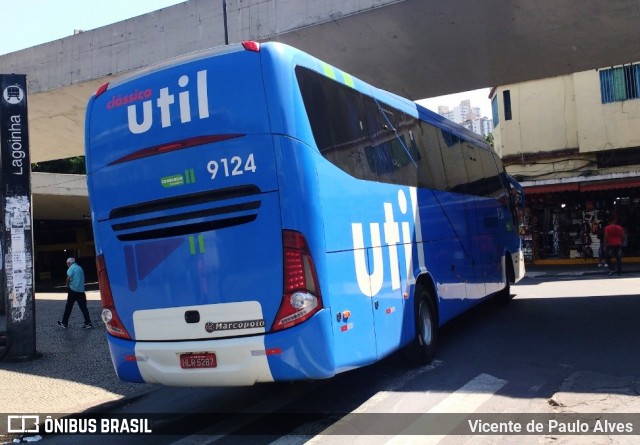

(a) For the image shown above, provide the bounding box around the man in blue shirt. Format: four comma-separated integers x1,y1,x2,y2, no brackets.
57,257,93,329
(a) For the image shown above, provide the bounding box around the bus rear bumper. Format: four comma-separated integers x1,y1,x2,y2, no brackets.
108,334,275,386
106,309,336,386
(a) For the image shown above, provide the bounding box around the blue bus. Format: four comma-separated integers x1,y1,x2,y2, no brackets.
85,41,524,387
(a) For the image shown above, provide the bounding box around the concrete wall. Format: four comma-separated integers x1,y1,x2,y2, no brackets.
493,76,578,158
1,0,394,95
32,172,87,197
31,173,89,220
574,69,640,153
495,65,640,157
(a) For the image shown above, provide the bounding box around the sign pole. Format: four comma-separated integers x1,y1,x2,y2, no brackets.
0,74,36,359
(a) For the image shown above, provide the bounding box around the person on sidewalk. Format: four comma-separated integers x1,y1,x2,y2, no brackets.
604,217,624,276
57,257,93,329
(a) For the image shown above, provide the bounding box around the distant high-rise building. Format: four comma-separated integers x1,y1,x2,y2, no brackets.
436,99,493,137
462,116,494,137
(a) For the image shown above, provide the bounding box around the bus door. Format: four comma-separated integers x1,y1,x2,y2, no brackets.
462,142,489,298
464,144,507,295
482,151,510,293
371,212,409,360
438,134,475,303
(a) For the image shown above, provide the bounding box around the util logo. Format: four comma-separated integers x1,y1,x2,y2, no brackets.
351,188,426,298
127,70,209,134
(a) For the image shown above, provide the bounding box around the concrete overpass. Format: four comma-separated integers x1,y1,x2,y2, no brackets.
2,0,640,220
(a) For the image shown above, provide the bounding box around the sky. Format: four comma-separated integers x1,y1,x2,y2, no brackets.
0,0,187,56
0,0,491,117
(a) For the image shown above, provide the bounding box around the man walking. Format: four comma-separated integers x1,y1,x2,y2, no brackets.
57,257,93,329
604,217,624,276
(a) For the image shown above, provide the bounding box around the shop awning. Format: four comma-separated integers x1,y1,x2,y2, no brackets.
523,177,640,194
524,183,580,194
579,178,640,192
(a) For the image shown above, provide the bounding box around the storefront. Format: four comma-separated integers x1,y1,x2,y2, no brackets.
518,175,640,264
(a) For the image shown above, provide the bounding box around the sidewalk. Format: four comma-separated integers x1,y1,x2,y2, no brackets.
524,262,640,279
0,290,156,416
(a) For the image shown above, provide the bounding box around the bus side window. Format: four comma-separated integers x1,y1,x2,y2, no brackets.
478,147,504,199
413,121,447,191
463,143,504,199
362,98,420,187
439,131,468,193
463,143,484,194
296,66,377,181
363,96,397,184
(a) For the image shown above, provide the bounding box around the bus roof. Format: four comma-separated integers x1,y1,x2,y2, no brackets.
90,40,490,151
258,42,490,149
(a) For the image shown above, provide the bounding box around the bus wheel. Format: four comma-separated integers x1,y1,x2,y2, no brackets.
410,288,437,366
495,256,515,305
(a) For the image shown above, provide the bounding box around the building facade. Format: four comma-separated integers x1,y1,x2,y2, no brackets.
30,172,94,289
491,63,640,264
463,116,494,137
438,100,494,137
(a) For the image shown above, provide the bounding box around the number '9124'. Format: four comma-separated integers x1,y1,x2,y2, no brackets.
207,154,256,179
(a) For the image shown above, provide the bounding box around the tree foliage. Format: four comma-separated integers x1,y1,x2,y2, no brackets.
31,156,86,174
485,133,494,148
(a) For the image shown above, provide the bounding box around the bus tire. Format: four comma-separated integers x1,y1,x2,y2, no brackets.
409,287,438,366
495,255,514,305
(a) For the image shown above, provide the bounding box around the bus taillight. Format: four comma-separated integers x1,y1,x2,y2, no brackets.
95,82,109,98
96,255,132,340
242,41,260,52
272,231,323,331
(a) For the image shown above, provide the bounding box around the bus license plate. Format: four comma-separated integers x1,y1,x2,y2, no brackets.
180,353,217,369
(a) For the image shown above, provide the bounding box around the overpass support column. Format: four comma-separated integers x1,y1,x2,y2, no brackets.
0,74,37,360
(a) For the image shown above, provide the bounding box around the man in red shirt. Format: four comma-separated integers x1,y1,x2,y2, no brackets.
604,217,624,276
